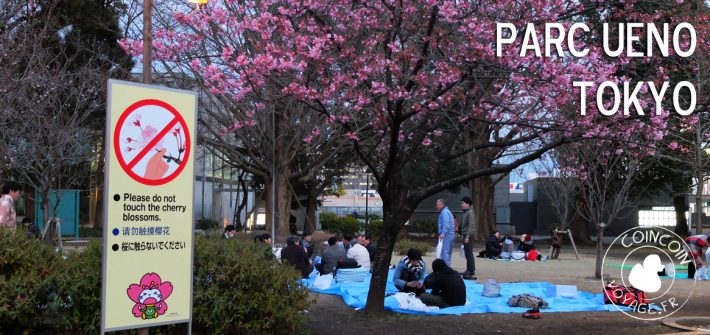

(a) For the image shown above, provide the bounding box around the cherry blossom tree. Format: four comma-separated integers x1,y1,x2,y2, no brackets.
121,0,689,313
0,11,108,228
555,142,653,278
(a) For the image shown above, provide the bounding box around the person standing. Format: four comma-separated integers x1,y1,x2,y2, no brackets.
459,197,476,279
685,234,708,279
436,199,455,267
0,181,21,231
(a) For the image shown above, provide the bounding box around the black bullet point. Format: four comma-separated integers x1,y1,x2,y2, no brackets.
113,194,120,201
112,244,119,251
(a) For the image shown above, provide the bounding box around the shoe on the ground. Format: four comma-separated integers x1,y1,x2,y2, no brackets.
462,274,478,280
522,308,541,319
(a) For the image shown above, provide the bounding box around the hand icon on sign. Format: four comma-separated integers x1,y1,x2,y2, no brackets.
145,148,169,180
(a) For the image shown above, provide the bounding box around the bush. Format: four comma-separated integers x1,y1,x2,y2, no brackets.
394,238,434,256
0,231,310,334
53,242,103,333
318,212,338,231
410,220,437,237
197,218,220,230
363,215,383,238
79,227,102,238
192,237,311,334
0,230,64,333
319,212,359,236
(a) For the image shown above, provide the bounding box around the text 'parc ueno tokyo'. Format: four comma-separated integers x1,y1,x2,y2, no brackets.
496,22,698,116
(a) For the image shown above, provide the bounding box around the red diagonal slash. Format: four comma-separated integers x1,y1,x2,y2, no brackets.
127,117,179,169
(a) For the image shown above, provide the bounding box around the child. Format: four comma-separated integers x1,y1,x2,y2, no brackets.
222,224,236,239
22,217,40,239
551,230,562,259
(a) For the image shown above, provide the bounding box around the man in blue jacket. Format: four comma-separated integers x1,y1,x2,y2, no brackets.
436,199,455,267
392,249,427,293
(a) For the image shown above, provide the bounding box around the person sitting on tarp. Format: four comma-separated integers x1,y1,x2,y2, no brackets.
281,236,313,278
301,231,314,258
393,248,427,294
518,233,535,252
347,238,371,271
317,236,347,275
420,259,466,308
485,231,503,259
500,235,515,259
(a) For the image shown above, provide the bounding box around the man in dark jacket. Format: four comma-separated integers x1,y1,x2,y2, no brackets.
317,236,347,275
420,259,466,308
485,231,502,259
459,197,476,278
280,236,313,278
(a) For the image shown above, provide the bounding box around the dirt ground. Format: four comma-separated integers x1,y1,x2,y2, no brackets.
303,239,710,335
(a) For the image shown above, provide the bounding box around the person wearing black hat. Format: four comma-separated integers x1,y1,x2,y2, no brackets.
460,196,476,279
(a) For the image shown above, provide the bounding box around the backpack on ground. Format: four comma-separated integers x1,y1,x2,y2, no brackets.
507,294,549,309
526,249,539,261
603,283,648,307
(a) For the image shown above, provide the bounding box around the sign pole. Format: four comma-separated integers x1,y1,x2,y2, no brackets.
139,1,152,334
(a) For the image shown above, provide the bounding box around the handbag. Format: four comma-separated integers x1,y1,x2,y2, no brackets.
511,251,526,261
435,239,443,259
482,279,501,297
603,282,648,306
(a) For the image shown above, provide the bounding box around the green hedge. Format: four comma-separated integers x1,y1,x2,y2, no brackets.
0,231,310,334
192,237,310,334
410,220,437,237
394,238,434,256
363,215,383,238
197,218,220,230
319,212,359,236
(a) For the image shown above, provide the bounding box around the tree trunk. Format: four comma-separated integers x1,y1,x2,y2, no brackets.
468,149,495,241
276,169,292,240
364,202,408,315
41,195,49,232
470,175,495,241
673,194,690,237
304,179,318,233
694,169,704,235
570,215,593,245
264,178,273,234
233,175,248,230
92,139,105,229
595,226,604,279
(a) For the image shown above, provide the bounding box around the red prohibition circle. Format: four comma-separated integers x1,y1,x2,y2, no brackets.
113,99,191,186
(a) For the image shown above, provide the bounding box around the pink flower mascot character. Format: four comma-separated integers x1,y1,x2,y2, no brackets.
127,273,173,320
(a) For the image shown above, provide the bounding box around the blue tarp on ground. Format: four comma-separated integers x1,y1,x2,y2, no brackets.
303,269,622,315
661,273,690,279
